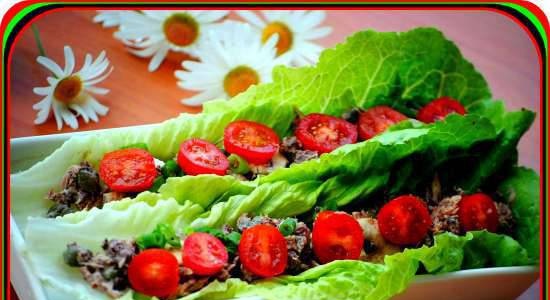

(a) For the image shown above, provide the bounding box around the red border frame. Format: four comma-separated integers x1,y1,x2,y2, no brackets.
2,2,548,300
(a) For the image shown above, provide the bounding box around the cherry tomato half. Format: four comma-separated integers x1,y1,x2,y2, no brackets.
417,97,466,123
315,210,335,223
128,249,180,298
358,106,408,140
183,232,228,276
238,224,288,278
295,113,358,154
224,120,280,164
99,148,158,193
377,195,432,246
312,211,364,264
177,138,229,176
458,193,499,233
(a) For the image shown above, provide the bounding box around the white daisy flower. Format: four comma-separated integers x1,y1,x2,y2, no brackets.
33,46,112,130
115,10,228,72
175,21,282,106
93,10,123,28
237,10,332,66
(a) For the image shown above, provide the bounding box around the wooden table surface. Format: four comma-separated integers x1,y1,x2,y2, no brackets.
9,8,540,300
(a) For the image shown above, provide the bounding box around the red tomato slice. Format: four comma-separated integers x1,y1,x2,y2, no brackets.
177,138,229,176
315,210,335,223
458,193,499,233
224,120,280,164
183,232,228,276
358,106,408,140
377,195,432,246
417,97,466,123
99,148,158,193
128,249,180,298
238,224,288,278
295,113,358,154
312,211,364,264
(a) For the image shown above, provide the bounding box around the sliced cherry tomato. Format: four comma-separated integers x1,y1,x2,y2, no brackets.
417,96,466,123
295,113,358,154
99,148,158,193
314,210,335,223
312,211,364,264
224,120,280,164
128,249,180,298
458,193,499,233
358,106,408,140
238,224,288,278
377,195,432,246
183,232,228,276
177,138,229,176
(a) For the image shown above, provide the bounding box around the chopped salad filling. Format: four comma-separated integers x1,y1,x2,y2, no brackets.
64,188,514,299
47,98,466,217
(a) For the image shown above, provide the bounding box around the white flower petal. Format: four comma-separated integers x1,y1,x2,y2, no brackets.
32,95,52,110
262,10,285,22
84,86,109,95
128,43,163,58
63,46,75,75
79,57,110,81
194,11,228,23
236,10,265,28
47,76,59,86
181,89,225,106
148,43,170,72
87,97,109,116
33,95,52,124
32,86,52,96
83,66,113,86
299,11,326,31
77,54,93,75
61,107,79,129
69,104,89,123
303,26,332,40
93,11,121,28
80,101,99,122
52,101,63,130
36,56,64,78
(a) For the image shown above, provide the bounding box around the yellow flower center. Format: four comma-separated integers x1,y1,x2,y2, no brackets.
163,13,199,47
223,66,259,98
54,76,82,104
261,22,293,56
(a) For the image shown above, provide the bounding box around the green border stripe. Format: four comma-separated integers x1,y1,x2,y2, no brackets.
2,3,49,51
499,2,548,50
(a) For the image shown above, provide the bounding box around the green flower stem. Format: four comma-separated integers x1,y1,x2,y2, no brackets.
31,24,46,57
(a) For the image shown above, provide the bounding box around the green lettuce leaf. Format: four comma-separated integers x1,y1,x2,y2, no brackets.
23,193,204,300
11,101,295,228
204,28,490,117
496,167,540,261
23,164,538,300
158,175,255,209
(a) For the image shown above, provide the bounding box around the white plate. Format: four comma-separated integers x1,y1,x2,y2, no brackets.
9,127,539,300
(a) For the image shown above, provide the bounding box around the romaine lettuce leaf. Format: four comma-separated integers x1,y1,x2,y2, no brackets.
11,101,295,228
158,175,255,209
496,167,540,261
203,28,490,117
23,193,204,300
22,165,538,300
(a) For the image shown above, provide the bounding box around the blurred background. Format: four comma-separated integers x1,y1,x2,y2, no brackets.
9,8,541,300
